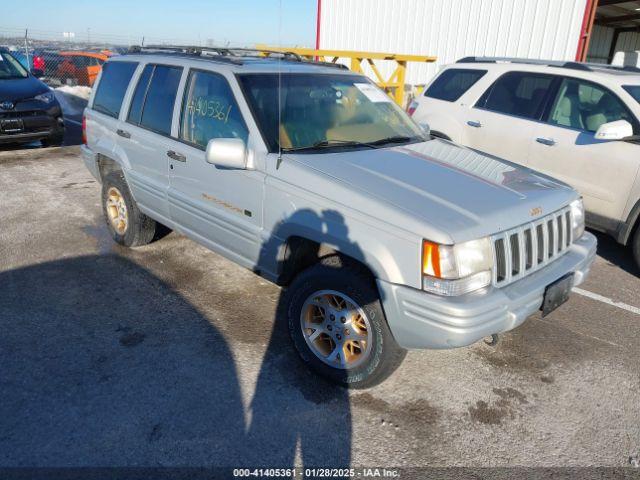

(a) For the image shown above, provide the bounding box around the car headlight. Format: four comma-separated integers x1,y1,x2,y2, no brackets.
35,91,55,104
422,237,493,296
570,198,585,240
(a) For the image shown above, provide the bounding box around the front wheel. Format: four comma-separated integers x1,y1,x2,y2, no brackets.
632,226,640,272
284,255,406,389
41,131,64,147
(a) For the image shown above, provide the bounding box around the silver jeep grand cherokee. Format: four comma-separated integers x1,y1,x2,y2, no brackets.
81,46,597,388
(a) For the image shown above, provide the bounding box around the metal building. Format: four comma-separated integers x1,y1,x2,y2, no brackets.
315,0,640,86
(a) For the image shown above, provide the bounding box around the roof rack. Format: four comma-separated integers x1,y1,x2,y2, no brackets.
127,45,301,62
457,56,591,71
457,56,640,74
126,45,349,70
581,62,640,74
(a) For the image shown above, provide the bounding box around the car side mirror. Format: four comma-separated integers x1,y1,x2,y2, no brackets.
30,68,44,78
594,120,633,141
205,138,247,169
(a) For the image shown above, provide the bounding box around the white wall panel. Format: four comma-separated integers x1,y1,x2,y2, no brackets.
616,31,640,53
319,0,588,85
587,24,614,64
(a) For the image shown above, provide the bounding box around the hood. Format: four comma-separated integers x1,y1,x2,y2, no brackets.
0,75,49,103
288,139,577,243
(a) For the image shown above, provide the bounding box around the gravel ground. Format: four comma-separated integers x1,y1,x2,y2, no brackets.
0,146,639,475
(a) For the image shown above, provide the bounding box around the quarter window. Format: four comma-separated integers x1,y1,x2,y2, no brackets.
547,78,636,133
92,61,138,118
477,72,554,120
624,85,640,105
424,69,487,102
180,70,248,148
132,64,183,136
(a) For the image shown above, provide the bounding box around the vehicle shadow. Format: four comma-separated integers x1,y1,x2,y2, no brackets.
1,242,357,469
0,254,247,467
589,229,639,276
246,209,359,469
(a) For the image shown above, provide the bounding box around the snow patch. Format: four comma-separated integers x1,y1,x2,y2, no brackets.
55,85,92,101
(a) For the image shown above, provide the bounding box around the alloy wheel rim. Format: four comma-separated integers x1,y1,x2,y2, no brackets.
300,289,372,370
106,187,128,235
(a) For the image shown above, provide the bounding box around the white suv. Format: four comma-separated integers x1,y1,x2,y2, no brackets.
410,57,640,269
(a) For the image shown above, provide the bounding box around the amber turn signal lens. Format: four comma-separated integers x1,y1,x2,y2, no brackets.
422,240,441,278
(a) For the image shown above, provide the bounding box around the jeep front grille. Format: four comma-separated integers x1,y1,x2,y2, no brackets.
491,207,572,287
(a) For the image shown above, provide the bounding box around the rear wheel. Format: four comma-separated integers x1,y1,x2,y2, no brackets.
101,171,157,247
284,255,406,389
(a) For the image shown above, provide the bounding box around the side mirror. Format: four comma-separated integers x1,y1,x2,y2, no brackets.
205,138,247,169
418,122,431,138
594,120,633,141
30,68,44,78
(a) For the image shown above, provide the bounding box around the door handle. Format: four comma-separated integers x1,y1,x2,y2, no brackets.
467,120,482,128
166,150,186,162
536,137,556,146
116,129,131,139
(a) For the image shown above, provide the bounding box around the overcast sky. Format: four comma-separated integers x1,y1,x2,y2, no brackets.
3,0,317,47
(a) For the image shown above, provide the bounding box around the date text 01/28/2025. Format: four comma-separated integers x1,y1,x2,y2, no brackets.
232,468,400,478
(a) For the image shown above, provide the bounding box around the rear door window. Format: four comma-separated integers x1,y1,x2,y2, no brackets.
424,68,487,102
92,61,138,118
180,70,248,148
127,64,154,125
133,64,183,136
476,71,554,120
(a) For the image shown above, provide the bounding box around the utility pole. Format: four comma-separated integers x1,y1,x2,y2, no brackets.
24,29,30,71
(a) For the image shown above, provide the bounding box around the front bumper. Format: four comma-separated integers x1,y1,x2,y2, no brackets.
378,232,597,349
0,103,63,144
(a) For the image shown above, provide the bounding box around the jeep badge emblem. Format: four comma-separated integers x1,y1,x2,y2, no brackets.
0,101,14,110
530,207,543,217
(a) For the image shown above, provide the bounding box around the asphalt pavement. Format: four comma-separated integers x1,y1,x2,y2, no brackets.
0,146,638,473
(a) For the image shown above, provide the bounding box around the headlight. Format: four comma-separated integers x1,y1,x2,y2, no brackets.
35,91,55,104
422,237,493,296
570,198,585,240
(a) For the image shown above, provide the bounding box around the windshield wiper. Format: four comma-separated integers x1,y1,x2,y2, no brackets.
367,135,419,147
281,139,376,153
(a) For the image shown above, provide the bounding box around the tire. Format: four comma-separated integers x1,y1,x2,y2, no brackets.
284,254,407,389
101,171,157,247
632,225,640,272
41,132,64,147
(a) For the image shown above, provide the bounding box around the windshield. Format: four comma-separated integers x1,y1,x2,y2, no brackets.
623,85,640,105
238,73,425,153
0,51,29,79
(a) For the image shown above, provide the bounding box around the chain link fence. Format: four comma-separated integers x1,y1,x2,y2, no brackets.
1,27,232,90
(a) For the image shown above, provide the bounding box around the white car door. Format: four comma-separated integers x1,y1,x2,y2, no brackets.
462,71,556,166
167,69,265,269
529,76,640,229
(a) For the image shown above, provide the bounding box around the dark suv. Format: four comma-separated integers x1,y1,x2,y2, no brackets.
0,48,64,146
